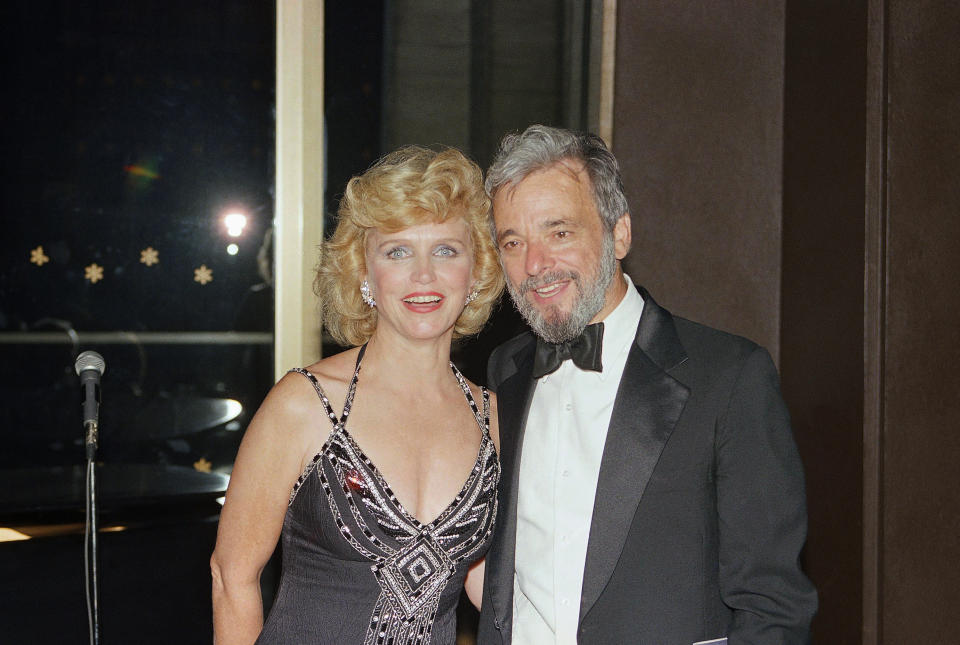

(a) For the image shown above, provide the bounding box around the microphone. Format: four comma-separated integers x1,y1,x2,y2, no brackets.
75,350,106,458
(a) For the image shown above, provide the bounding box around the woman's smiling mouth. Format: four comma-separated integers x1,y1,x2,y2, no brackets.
401,292,444,311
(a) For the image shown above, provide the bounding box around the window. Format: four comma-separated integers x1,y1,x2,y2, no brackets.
0,1,276,476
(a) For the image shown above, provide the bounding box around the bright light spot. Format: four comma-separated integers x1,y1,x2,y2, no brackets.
224,399,243,419
0,528,31,542
224,212,247,237
227,243,239,255
216,496,226,506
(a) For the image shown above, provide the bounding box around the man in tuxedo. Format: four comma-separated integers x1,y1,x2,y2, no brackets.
477,125,817,645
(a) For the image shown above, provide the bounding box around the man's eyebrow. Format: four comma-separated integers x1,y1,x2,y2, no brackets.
496,228,517,244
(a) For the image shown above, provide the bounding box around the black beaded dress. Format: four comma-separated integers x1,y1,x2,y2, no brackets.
255,347,499,645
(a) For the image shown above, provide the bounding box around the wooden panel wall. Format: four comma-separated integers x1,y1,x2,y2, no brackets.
613,1,785,361
382,0,472,152
878,1,960,641
780,2,868,643
613,1,960,642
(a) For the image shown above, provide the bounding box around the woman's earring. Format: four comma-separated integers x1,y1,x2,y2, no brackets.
360,280,376,307
465,288,479,305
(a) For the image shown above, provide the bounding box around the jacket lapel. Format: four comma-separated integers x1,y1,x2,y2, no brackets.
487,337,537,633
579,288,691,622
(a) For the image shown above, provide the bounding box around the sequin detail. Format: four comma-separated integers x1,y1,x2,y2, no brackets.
287,346,498,645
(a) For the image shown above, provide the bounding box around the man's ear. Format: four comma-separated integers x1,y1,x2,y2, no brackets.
613,212,632,259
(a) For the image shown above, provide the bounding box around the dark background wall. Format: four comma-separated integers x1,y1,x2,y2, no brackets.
781,2,867,643
613,1,959,643
615,1,785,362
877,1,960,641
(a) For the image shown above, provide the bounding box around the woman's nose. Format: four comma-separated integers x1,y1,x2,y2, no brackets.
412,257,437,283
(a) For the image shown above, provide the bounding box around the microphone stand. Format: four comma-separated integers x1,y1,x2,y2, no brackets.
85,421,101,645
76,349,104,644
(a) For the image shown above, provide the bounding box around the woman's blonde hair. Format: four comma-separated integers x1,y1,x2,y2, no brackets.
316,146,504,347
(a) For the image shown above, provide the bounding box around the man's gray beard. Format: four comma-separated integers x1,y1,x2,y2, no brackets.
506,233,618,344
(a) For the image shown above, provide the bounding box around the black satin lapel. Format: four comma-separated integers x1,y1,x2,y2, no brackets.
487,347,537,629
634,285,687,371
579,332,690,622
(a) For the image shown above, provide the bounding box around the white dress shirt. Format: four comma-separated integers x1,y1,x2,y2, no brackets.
512,274,644,644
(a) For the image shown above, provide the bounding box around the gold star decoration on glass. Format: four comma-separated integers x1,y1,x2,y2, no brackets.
194,264,213,285
84,263,104,284
28,247,225,287
140,246,159,266
30,246,50,266
193,457,212,473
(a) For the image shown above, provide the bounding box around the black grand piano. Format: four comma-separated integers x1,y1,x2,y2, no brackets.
0,351,259,645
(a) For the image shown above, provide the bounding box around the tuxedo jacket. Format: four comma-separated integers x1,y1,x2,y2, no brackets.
477,287,817,645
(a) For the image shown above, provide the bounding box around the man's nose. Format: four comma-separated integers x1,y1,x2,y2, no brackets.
524,242,553,276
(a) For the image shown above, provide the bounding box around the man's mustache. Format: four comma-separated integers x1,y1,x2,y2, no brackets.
512,270,580,294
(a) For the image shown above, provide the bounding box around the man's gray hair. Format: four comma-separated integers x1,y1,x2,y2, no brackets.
485,124,629,232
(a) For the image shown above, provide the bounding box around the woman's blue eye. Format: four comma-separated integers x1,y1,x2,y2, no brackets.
435,246,457,257
387,247,408,259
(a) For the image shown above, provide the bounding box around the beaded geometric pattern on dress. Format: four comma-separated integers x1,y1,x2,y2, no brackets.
285,346,499,645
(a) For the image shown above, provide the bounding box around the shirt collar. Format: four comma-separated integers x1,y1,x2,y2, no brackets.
594,273,644,379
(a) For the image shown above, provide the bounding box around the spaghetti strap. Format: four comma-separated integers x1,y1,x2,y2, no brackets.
285,368,345,506
287,368,339,428
287,344,366,429
481,387,491,438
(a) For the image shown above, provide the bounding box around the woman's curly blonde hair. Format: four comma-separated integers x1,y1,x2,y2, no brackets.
316,146,505,347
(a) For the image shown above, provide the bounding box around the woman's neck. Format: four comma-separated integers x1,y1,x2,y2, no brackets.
359,330,455,384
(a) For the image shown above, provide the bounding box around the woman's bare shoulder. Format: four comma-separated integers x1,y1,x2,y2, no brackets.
247,348,352,428
303,346,360,384
303,345,359,385
239,351,360,467
247,370,323,440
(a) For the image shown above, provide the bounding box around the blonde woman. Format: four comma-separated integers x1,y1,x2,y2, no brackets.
211,146,504,644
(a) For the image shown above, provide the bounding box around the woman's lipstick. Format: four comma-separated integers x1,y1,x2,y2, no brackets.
401,291,444,312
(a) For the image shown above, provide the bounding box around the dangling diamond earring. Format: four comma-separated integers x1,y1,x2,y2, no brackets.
465,288,479,305
360,280,376,307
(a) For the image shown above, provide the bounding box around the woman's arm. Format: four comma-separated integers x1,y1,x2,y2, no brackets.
210,374,315,645
464,558,486,610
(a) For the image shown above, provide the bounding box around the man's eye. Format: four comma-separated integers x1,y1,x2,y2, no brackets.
556,230,570,239
501,240,519,250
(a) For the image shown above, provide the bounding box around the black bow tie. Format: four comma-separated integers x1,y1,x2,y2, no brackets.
532,322,605,378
